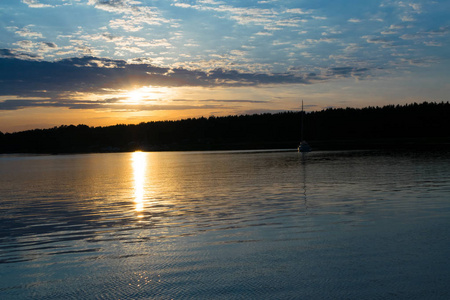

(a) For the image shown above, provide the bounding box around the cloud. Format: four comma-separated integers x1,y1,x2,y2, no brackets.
42,42,57,48
174,99,266,104
327,67,370,78
229,50,247,56
115,46,145,53
0,48,42,60
294,37,336,49
423,41,442,47
171,1,316,28
401,15,415,22
255,31,273,36
137,39,172,48
12,39,61,55
284,8,311,15
399,26,450,43
380,0,427,23
0,53,375,109
109,19,144,32
198,0,224,4
88,0,170,32
14,40,35,49
364,36,393,46
98,33,123,42
22,0,53,8
427,26,450,37
0,54,313,95
14,26,44,38
380,0,424,13
0,98,222,111
399,58,434,67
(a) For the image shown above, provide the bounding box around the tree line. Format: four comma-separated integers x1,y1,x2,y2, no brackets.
1,101,449,153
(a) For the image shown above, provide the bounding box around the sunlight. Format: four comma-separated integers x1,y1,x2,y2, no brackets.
132,151,147,213
126,86,171,104
128,90,145,103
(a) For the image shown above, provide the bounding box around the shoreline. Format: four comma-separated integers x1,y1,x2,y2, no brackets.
1,137,449,155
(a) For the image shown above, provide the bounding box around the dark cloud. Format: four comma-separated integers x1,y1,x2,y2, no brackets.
101,33,122,41
42,42,57,48
0,49,41,60
0,99,109,110
0,53,313,97
0,52,373,107
95,0,127,6
0,55,171,97
0,98,221,111
428,26,450,36
206,68,312,85
327,67,370,78
173,99,267,103
366,37,393,45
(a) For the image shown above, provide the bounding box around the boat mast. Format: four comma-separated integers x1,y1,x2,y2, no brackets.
298,99,311,153
301,100,304,142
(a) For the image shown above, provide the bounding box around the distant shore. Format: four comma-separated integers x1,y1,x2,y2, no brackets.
1,101,449,154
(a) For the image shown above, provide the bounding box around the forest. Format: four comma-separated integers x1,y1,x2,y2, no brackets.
1,101,449,153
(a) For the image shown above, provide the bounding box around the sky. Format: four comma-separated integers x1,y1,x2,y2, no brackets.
1,0,449,133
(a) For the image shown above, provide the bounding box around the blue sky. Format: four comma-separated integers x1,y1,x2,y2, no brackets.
1,0,449,132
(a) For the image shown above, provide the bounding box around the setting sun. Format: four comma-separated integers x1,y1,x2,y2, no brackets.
126,86,172,104
128,90,145,103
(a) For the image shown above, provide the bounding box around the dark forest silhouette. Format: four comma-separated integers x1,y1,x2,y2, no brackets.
1,101,449,153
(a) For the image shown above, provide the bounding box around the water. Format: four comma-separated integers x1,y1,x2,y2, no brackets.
1,150,450,299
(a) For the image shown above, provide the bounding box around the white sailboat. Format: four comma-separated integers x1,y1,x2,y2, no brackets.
298,100,311,153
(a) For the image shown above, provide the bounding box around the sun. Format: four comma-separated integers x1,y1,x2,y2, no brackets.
126,86,164,103
124,86,176,105
128,90,145,103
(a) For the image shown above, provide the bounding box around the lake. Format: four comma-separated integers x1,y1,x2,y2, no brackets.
1,150,450,299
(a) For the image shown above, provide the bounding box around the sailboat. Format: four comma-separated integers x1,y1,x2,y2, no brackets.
298,100,311,153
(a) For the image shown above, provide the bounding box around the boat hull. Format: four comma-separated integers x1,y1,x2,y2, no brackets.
298,141,311,152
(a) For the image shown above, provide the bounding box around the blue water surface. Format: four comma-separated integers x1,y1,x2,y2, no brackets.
1,150,449,299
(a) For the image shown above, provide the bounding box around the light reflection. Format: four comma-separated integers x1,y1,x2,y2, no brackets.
132,151,147,214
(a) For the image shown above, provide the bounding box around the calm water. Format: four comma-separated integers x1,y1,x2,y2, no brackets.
1,150,450,299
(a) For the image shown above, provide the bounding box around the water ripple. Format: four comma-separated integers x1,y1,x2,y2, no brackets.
1,150,450,299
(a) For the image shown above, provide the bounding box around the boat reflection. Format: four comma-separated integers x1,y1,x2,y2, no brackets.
302,159,308,211
132,151,147,214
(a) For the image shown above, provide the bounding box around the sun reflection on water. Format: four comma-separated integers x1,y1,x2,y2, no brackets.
132,151,147,214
